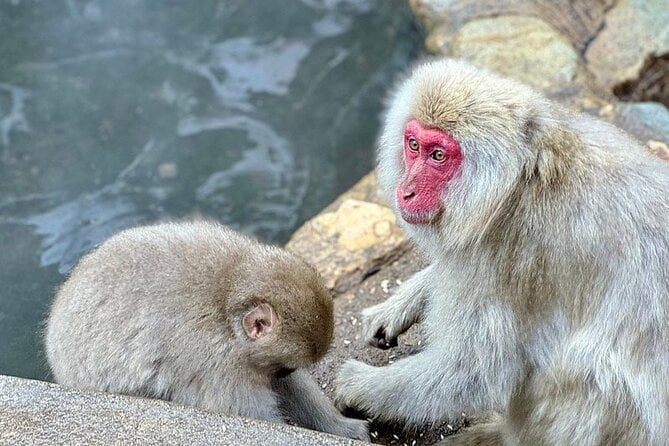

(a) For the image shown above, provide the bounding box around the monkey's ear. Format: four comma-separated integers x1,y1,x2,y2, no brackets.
242,303,276,339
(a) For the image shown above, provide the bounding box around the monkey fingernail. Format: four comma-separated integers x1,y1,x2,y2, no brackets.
375,336,397,350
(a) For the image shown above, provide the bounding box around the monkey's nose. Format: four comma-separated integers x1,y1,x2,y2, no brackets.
403,191,416,201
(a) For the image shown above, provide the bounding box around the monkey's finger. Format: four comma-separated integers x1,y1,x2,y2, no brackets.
372,328,398,350
376,336,398,349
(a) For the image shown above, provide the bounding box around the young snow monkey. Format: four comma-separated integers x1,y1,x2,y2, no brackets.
334,59,669,446
45,220,367,440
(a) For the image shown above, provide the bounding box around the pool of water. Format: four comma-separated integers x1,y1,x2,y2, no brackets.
0,0,422,379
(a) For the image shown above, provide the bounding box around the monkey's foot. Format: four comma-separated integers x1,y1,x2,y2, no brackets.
333,360,377,416
437,422,505,446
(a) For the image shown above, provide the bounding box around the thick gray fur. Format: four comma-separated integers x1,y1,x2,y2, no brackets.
45,220,367,440
334,59,669,445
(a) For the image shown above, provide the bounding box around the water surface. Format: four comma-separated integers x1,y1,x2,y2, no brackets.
0,1,422,379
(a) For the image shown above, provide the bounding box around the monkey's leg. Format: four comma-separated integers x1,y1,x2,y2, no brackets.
362,265,433,349
272,369,368,440
186,377,285,424
507,364,654,446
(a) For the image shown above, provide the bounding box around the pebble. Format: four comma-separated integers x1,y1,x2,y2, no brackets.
381,279,390,293
157,162,178,179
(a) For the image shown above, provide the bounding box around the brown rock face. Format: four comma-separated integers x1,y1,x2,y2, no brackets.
452,15,578,91
287,173,409,294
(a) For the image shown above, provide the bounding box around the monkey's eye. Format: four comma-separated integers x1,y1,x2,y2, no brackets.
407,137,419,151
431,149,446,162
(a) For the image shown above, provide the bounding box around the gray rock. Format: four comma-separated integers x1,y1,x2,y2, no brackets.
585,0,669,89
614,101,669,143
451,15,578,91
0,375,366,446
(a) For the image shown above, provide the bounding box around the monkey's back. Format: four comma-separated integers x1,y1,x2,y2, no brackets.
44,221,260,400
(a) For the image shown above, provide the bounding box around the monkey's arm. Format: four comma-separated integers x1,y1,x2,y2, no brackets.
362,264,433,349
272,369,368,440
334,305,521,425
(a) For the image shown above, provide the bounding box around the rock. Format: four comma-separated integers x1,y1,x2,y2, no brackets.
409,0,612,55
314,200,398,251
287,173,408,294
451,15,578,91
613,53,669,106
0,375,365,446
287,197,408,294
613,101,669,144
585,0,669,90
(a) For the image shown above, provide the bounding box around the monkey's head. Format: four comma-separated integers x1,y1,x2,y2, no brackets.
377,58,570,251
226,249,334,376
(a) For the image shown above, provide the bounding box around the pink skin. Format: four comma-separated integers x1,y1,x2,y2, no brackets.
396,119,463,225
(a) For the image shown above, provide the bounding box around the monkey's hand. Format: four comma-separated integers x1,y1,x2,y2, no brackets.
361,302,403,349
334,359,378,416
362,267,431,349
272,369,368,441
328,416,369,441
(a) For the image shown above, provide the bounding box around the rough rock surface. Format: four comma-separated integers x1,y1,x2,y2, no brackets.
585,0,669,90
452,15,578,90
409,0,614,54
0,375,366,446
287,173,409,294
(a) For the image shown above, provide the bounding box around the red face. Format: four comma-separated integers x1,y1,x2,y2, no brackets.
396,119,463,225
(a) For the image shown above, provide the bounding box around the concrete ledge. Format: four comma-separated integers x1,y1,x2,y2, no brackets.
0,375,366,446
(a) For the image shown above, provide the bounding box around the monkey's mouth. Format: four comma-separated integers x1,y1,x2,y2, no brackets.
399,209,438,225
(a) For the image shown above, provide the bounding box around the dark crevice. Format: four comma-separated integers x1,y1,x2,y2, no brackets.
581,0,617,57
361,266,382,281
614,53,669,107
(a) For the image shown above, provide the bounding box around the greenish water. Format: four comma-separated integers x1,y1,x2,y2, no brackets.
0,0,422,379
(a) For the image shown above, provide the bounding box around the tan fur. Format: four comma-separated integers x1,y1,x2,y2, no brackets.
45,220,367,440
334,59,669,446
